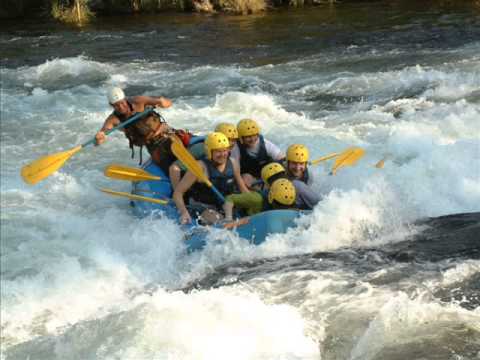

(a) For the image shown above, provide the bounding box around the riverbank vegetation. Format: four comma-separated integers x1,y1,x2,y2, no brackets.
51,0,93,24
0,0,478,24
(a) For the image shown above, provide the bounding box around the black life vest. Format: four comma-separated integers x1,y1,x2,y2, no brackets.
190,157,237,208
114,102,193,167
114,102,167,164
260,189,272,212
146,129,195,175
238,135,274,178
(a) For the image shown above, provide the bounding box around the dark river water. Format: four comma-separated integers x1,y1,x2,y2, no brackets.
1,2,479,359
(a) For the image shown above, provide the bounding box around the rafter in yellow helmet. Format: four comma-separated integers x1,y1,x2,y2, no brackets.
261,162,285,184
237,118,260,138
287,144,309,163
215,123,239,140
204,132,230,160
268,178,296,206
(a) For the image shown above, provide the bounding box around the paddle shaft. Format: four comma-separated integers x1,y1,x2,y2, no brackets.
81,109,155,148
100,188,169,205
309,152,340,165
210,184,226,203
170,137,226,204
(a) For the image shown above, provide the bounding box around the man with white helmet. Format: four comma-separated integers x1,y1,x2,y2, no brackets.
96,87,194,173
96,87,172,146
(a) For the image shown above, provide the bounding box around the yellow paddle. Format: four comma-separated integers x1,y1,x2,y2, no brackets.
104,164,161,182
170,135,226,203
375,158,386,168
330,147,365,175
21,146,82,185
100,188,168,205
374,154,391,169
21,109,155,185
309,152,340,166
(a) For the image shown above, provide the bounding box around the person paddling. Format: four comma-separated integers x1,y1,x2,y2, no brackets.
169,122,240,189
95,87,192,174
232,118,285,188
173,132,249,225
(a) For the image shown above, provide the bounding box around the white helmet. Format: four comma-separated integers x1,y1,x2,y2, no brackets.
107,87,125,104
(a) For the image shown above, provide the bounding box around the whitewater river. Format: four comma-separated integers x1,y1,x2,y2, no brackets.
1,2,480,359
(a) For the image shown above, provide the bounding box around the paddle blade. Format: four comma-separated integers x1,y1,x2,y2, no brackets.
170,137,212,187
223,217,250,229
21,145,82,185
331,147,365,175
375,158,386,169
100,188,168,205
104,164,161,182
310,152,340,166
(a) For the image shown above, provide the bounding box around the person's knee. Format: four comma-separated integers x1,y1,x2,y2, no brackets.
169,164,182,189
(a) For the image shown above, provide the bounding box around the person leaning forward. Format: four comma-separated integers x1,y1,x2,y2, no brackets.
173,132,249,225
168,122,240,190
223,178,298,221
223,162,320,217
95,87,192,174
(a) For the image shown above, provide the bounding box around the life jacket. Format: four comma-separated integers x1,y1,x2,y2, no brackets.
238,135,274,178
190,157,237,208
260,189,272,212
146,129,194,175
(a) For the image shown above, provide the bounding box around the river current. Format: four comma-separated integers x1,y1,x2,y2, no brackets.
1,3,480,359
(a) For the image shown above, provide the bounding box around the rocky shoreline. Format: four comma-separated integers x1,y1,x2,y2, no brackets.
1,0,478,22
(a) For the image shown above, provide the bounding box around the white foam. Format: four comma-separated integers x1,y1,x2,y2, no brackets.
116,286,319,359
2,40,480,358
350,292,480,360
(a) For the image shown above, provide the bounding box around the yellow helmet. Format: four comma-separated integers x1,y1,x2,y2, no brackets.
268,179,296,206
287,144,309,163
237,118,260,138
261,162,285,184
215,123,238,140
204,132,230,160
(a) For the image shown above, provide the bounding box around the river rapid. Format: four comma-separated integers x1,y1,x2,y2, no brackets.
1,2,480,359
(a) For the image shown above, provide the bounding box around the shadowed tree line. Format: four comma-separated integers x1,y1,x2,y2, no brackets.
1,0,478,22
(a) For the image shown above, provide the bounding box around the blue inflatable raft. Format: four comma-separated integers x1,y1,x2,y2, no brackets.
130,158,308,252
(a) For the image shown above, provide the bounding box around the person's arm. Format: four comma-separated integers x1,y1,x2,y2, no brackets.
223,201,234,221
95,114,121,145
293,180,321,210
230,144,240,160
133,95,172,109
172,170,198,224
265,139,285,161
231,158,249,193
